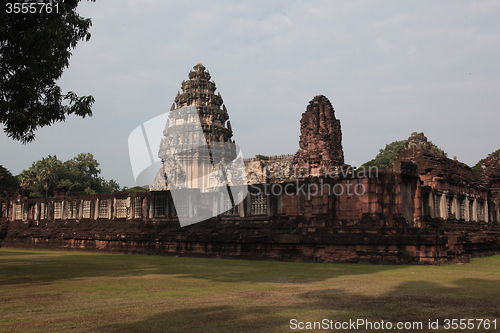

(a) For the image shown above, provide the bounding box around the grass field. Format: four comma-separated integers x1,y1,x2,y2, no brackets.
0,249,499,333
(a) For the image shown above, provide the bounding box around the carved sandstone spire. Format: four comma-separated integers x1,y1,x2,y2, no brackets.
153,64,237,191
293,95,344,177
173,63,232,143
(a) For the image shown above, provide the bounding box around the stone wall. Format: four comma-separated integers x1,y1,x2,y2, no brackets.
2,174,499,264
244,154,295,184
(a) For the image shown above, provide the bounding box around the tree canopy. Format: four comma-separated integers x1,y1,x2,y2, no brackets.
360,140,407,170
360,138,448,170
0,165,19,196
17,153,120,197
472,149,500,177
0,0,95,143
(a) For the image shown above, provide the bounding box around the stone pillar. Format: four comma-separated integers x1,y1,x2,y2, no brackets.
472,198,478,222
238,191,246,217
451,195,458,220
34,202,40,221
413,183,422,224
464,197,470,222
485,201,489,223
21,202,27,221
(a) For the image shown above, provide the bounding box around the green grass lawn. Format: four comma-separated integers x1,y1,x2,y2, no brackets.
0,248,499,333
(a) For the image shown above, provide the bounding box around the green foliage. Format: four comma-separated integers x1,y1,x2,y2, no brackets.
17,153,119,197
428,140,447,157
18,155,61,197
472,149,500,177
0,165,19,195
360,140,407,170
122,185,150,192
0,0,95,143
361,137,448,170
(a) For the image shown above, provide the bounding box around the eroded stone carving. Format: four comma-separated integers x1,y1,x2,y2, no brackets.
293,95,345,177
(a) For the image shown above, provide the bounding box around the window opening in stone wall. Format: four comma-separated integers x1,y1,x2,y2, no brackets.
153,196,167,217
222,194,238,215
459,198,465,220
469,201,474,221
28,203,36,220
174,194,189,217
14,203,22,220
434,194,440,218
53,201,62,219
491,202,498,222
98,200,109,219
134,197,144,218
250,192,267,215
66,201,77,219
422,192,430,216
82,200,91,219
116,198,128,218
40,202,48,219
488,202,497,222
447,197,452,218
477,201,484,221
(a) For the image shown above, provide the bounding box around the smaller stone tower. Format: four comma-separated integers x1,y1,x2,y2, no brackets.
293,95,345,177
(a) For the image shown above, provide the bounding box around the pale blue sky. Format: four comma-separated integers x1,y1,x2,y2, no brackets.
1,0,499,187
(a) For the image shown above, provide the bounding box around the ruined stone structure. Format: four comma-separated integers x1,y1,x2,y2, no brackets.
480,153,500,190
244,95,347,184
244,154,295,184
1,65,499,264
405,132,445,156
293,95,345,177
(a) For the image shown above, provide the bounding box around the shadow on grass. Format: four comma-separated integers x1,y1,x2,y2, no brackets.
0,248,407,286
294,278,500,330
97,279,500,333
99,305,293,333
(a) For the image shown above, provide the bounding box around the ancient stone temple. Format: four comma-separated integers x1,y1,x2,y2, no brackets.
152,63,238,192
1,65,500,265
293,95,345,177
244,95,346,184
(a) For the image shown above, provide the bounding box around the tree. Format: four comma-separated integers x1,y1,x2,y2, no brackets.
0,165,19,196
472,149,500,177
17,153,120,197
18,155,62,197
0,0,95,143
360,140,407,170
122,185,150,192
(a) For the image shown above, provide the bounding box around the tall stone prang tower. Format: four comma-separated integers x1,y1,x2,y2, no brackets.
174,63,234,143
293,95,344,177
152,63,237,192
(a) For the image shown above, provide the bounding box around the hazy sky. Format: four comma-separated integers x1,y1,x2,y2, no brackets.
1,0,499,187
